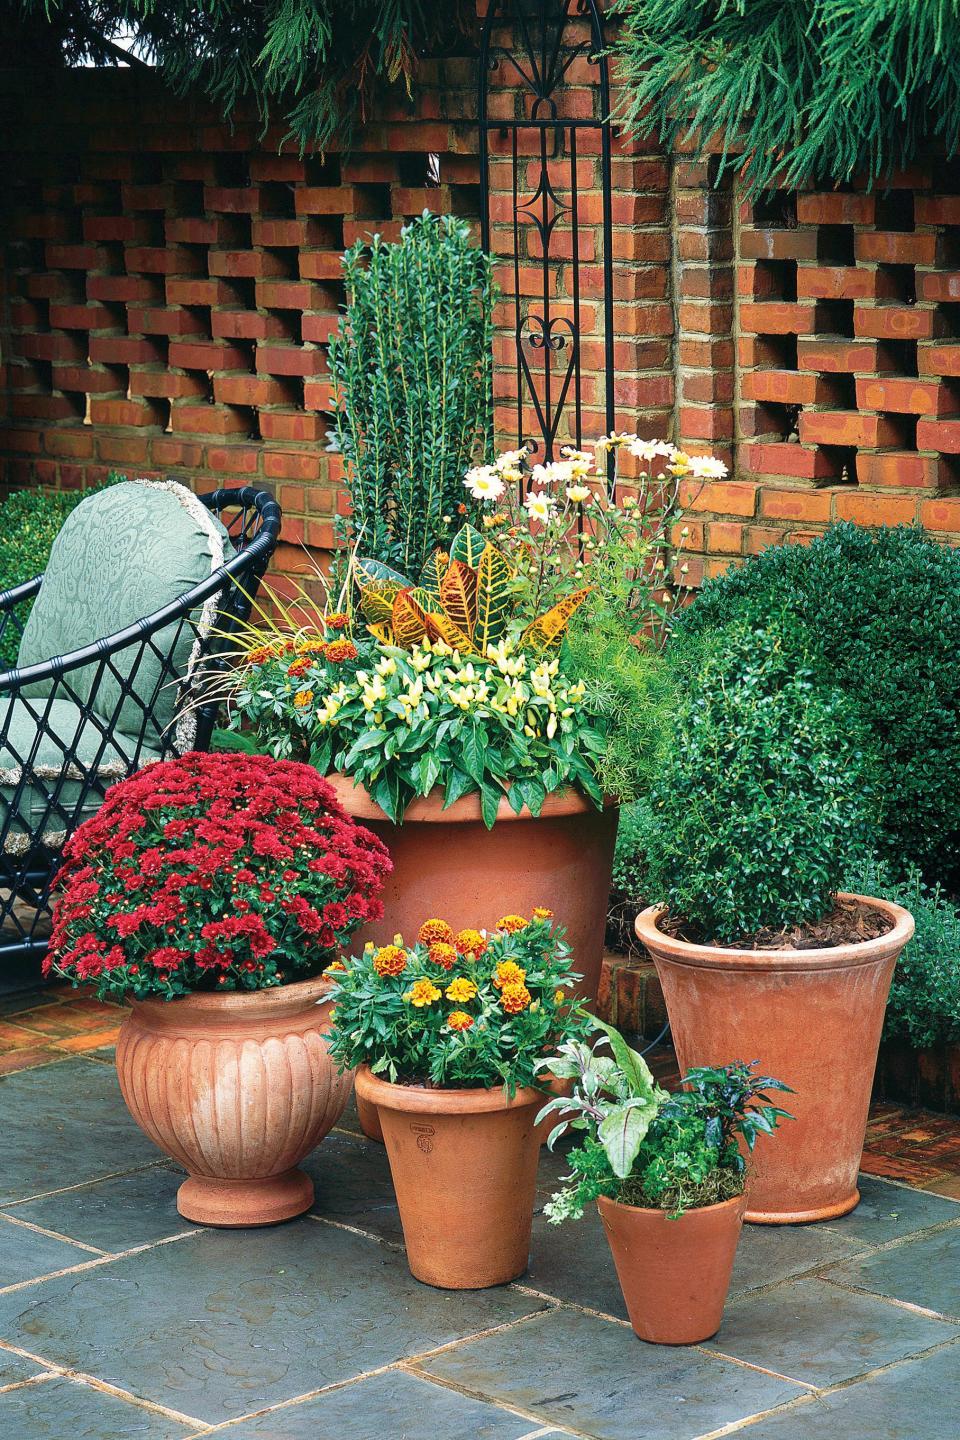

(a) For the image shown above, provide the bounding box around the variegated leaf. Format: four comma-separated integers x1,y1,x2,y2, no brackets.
425,611,477,654
359,577,403,627
439,559,478,637
366,621,393,644
520,586,591,651
474,542,514,654
356,556,410,588
420,549,449,600
391,587,433,649
449,522,486,568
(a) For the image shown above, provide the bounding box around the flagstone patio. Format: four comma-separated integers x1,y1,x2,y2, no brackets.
1,991,959,1439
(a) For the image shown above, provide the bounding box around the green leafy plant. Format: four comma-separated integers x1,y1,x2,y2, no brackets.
0,475,123,669
610,0,960,194
325,910,588,1093
676,523,960,891
848,859,960,1051
329,213,493,579
538,1020,792,1220
647,623,876,944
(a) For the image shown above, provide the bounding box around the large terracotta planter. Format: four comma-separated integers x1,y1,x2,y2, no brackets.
358,1066,542,1288
636,893,915,1224
598,1192,746,1344
115,976,352,1226
327,776,618,1003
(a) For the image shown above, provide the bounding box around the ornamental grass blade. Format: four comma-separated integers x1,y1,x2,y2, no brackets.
474,542,513,653
439,559,478,637
391,587,433,648
450,522,486,568
520,586,592,651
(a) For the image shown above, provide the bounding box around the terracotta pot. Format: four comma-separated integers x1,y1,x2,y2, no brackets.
353,1064,384,1143
115,976,352,1226
327,776,618,1004
598,1192,746,1344
635,893,915,1224
358,1065,542,1288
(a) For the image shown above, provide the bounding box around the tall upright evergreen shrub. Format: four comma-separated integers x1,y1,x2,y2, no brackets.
329,213,493,578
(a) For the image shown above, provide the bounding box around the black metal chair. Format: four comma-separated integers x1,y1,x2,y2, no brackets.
0,484,281,991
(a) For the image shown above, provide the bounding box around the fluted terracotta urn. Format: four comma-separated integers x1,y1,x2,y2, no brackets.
115,976,351,1226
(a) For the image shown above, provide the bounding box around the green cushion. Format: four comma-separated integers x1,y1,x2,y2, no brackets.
0,696,159,854
17,479,232,750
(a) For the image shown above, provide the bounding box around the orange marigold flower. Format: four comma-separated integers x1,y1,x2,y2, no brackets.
373,944,407,977
246,645,277,666
532,906,554,920
500,982,532,1014
287,657,311,679
293,690,314,708
496,914,528,933
404,978,442,1007
418,918,455,946
553,988,565,1005
324,959,346,974
297,637,328,656
445,976,478,1003
492,960,526,990
326,638,358,663
324,612,350,631
427,941,457,970
455,927,487,959
447,1010,474,1032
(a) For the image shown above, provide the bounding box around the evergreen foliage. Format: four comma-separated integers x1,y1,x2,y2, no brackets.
610,0,960,193
13,1,474,151
329,213,493,578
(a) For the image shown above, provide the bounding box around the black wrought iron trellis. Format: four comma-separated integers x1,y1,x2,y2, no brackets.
478,0,615,466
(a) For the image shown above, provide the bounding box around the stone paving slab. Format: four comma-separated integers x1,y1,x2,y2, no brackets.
5,1165,196,1253
823,1221,960,1321
0,1374,190,1438
819,1174,960,1244
0,1347,48,1387
0,1213,100,1287
212,1369,560,1440
418,1306,807,1440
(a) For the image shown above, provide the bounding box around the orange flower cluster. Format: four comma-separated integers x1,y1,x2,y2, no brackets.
293,690,314,709
418,918,455,946
447,1010,474,1032
287,657,311,679
455,928,487,960
373,944,407,977
492,960,526,990
405,978,441,1007
496,914,528,933
427,942,457,970
500,982,532,1014
326,639,359,663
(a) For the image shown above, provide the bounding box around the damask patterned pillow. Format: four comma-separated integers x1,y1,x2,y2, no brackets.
17,479,232,752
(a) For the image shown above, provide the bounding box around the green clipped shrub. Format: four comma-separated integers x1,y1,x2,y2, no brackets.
676,524,960,891
647,624,875,944
329,212,493,580
848,859,960,1050
607,797,656,953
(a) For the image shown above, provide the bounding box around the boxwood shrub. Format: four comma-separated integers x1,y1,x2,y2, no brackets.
676,524,960,891
647,623,876,945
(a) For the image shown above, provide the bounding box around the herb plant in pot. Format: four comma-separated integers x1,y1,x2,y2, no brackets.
326,911,588,1288
636,625,915,1223
46,752,391,1226
539,1023,791,1344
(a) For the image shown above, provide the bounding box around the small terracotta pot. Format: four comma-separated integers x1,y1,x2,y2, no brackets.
358,1065,542,1288
115,976,352,1226
597,1192,746,1344
635,893,915,1224
327,777,618,1004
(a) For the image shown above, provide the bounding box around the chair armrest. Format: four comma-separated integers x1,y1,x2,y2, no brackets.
0,575,42,611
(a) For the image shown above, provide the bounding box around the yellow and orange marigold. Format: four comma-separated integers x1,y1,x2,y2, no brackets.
246,645,277,666
492,960,526,990
404,978,442,1007
293,690,314,708
532,907,554,920
496,914,528,934
324,959,346,974
326,638,359,663
500,982,532,1014
297,637,328,656
324,612,350,631
427,941,457,970
455,928,488,960
447,1010,474,1032
445,976,478,1003
287,657,311,679
373,944,407,978
418,918,455,947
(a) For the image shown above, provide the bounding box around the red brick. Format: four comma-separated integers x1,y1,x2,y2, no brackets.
50,365,121,394
256,346,326,378
796,193,876,226
151,439,205,468
918,272,960,303
165,279,239,307
854,232,937,266
127,307,208,337
301,315,340,344
917,418,960,453
208,250,292,280
172,404,253,437
88,275,162,304
856,453,941,489
302,380,336,412
211,311,291,342
168,341,251,372
255,281,331,311
834,493,918,526
919,497,960,530
744,442,840,480
45,244,110,271
88,398,162,428
298,252,347,282
915,196,960,226
796,338,881,373
797,266,894,302
741,370,820,405
919,344,960,377
257,412,329,443
82,215,153,244
205,445,262,476
48,303,118,331
706,521,744,553
130,370,209,400
739,229,818,261
294,186,379,217
44,429,95,458
96,434,150,465
213,375,293,407
855,377,955,415
14,333,86,363
679,480,758,516
739,302,818,335
88,336,164,366
854,306,935,341
798,411,903,447
263,451,323,482
202,186,263,214
760,488,833,523
165,217,244,245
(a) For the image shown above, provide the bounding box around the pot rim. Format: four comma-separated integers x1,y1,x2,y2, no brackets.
327,772,617,825
356,1064,544,1114
635,892,915,973
128,972,333,1021
596,1190,747,1221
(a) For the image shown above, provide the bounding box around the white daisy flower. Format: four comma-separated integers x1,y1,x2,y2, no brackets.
464,465,506,501
629,438,676,462
687,454,729,479
566,484,592,503
524,490,555,523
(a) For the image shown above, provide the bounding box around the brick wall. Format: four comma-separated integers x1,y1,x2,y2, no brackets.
2,60,960,590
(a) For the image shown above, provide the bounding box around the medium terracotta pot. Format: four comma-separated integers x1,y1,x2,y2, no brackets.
115,976,352,1226
353,1064,384,1143
598,1192,746,1344
635,893,915,1224
327,776,618,1004
358,1066,542,1288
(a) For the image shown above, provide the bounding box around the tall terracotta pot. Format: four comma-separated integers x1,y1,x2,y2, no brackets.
115,976,352,1226
358,1066,542,1288
327,776,618,1003
598,1192,746,1344
635,893,914,1224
